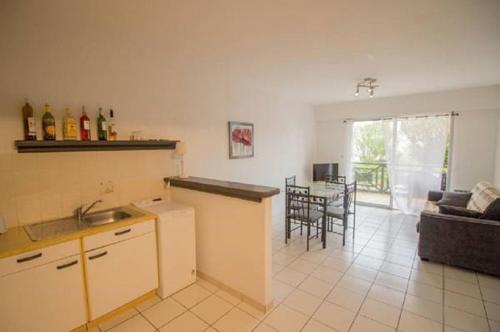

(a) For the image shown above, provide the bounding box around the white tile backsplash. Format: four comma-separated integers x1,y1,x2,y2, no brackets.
0,150,175,228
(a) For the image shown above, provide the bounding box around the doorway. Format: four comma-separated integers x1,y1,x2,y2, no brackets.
349,115,452,213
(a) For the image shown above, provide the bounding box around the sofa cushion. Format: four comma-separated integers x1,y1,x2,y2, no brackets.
467,181,500,212
438,205,483,218
480,198,500,221
437,192,472,207
423,201,439,213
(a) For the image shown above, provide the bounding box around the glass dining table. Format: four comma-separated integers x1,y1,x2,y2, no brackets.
307,181,345,204
287,181,346,249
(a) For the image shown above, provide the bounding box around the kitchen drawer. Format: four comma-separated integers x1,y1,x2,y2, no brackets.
0,240,80,277
83,219,155,251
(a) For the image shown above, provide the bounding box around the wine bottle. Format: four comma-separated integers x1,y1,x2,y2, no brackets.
80,106,91,141
107,109,117,141
42,104,56,140
63,108,77,140
22,99,37,140
97,107,107,141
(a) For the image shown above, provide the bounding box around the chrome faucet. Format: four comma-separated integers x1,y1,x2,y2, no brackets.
75,200,103,225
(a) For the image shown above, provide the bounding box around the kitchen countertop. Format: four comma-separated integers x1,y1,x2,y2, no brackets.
0,205,157,259
164,176,280,202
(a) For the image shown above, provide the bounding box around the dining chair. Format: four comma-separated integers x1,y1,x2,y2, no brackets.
325,175,347,207
284,176,296,239
285,184,309,243
325,181,357,246
285,175,296,187
286,190,327,250
325,174,346,184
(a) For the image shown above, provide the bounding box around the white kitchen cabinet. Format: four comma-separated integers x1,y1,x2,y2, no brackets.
0,253,87,332
84,231,158,319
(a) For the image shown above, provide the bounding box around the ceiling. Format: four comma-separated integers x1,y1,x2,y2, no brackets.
164,0,500,105
2,0,500,105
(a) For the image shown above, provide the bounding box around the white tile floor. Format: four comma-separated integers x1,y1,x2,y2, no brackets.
92,206,500,332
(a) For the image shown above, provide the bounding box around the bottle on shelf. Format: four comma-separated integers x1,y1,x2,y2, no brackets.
97,107,107,141
22,99,37,140
107,109,117,141
62,108,77,140
42,103,56,140
80,106,91,141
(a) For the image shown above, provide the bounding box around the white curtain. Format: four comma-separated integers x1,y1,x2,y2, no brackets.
384,116,450,215
344,122,354,182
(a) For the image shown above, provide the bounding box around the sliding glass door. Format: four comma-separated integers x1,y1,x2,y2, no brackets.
351,120,391,207
349,115,451,212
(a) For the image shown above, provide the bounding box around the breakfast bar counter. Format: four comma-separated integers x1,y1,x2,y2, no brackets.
164,176,280,202
166,176,280,312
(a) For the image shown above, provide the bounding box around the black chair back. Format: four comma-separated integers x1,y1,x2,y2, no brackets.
287,191,326,222
343,181,357,212
286,184,309,194
285,176,296,187
286,184,309,212
325,175,346,185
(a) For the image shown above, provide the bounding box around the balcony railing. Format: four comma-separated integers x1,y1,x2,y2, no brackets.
352,161,447,193
352,162,390,193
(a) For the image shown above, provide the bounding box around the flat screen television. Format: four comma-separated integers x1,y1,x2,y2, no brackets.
313,163,338,182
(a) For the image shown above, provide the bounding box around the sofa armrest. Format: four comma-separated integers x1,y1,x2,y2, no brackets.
427,190,444,202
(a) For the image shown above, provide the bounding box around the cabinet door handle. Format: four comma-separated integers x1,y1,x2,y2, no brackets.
88,251,108,260
57,260,78,270
114,228,131,236
17,252,42,263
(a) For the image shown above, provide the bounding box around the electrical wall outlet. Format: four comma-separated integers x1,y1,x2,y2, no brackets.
99,181,115,195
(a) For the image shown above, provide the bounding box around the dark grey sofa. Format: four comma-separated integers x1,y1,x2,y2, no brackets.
418,191,500,277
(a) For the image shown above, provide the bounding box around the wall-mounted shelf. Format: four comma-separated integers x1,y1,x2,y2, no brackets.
15,140,178,153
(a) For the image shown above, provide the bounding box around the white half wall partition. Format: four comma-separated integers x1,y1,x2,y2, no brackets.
167,176,279,312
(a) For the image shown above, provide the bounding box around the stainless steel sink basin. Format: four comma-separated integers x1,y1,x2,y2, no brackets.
82,210,132,226
24,207,144,241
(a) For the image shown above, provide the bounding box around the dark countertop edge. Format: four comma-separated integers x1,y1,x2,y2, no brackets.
164,176,280,202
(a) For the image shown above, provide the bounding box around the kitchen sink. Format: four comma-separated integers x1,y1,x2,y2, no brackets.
24,207,144,241
82,210,133,226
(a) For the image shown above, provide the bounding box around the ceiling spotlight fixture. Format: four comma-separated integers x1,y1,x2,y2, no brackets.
355,78,378,98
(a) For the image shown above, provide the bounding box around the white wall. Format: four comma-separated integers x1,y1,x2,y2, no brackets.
315,85,500,190
0,1,315,228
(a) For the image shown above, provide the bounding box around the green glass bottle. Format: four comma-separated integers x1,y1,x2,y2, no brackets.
97,107,107,141
42,104,56,140
22,99,37,140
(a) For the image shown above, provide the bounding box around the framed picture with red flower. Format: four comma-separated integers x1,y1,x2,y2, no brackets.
228,121,254,159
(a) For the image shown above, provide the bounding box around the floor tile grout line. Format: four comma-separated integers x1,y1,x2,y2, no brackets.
346,212,402,332
207,298,246,331
477,274,493,332
271,213,376,331
297,239,364,330
442,263,445,332
99,307,141,332
394,213,424,332
183,293,236,331
286,212,394,332
137,310,158,331
273,236,351,330
99,208,498,332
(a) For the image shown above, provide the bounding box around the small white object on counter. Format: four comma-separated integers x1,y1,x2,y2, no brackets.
174,141,188,178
